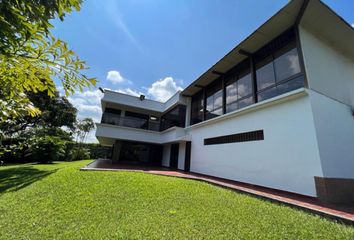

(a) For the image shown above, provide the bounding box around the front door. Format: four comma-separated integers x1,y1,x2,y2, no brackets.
170,143,179,169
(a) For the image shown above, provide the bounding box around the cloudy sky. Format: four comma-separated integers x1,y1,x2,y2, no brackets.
51,0,354,142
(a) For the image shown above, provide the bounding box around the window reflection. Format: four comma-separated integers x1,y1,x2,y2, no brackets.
206,81,223,120
190,29,305,126
274,48,301,81
256,56,275,91
237,73,252,98
256,43,303,103
225,70,253,113
191,91,204,124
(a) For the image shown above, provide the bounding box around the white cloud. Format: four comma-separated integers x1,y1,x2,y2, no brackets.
107,70,126,84
147,77,183,102
351,23,354,28
67,89,103,143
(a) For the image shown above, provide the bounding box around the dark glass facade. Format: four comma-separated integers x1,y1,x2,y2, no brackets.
191,91,204,124
119,141,163,166
190,27,305,125
225,63,254,114
160,105,186,131
101,106,186,132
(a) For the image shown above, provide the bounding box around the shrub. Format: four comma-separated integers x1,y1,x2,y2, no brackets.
27,136,65,163
73,147,90,160
0,137,31,163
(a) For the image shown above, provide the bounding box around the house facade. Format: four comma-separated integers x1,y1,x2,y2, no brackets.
96,0,354,204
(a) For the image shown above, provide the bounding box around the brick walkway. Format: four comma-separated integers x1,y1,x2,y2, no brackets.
82,160,354,225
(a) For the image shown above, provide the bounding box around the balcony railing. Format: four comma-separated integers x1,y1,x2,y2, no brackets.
101,113,160,132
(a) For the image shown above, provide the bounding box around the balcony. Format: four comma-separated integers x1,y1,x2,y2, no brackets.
101,113,160,132
96,122,190,145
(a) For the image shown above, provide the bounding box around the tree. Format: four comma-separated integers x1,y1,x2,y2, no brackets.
0,0,96,123
75,118,95,144
0,91,77,136
74,118,95,159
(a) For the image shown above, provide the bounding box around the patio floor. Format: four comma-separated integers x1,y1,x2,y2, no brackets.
82,159,354,225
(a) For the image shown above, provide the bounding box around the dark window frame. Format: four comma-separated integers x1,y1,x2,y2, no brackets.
189,26,306,126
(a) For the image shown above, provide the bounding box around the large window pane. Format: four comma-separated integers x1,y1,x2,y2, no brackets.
205,81,222,120
214,89,223,109
277,75,304,95
206,95,213,113
226,81,238,104
160,105,186,131
238,97,253,109
206,107,222,120
191,92,203,124
256,57,276,91
274,48,301,81
237,73,252,98
257,86,279,102
226,102,238,113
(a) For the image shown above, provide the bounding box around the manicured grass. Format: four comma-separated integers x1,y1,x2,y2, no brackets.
0,161,353,239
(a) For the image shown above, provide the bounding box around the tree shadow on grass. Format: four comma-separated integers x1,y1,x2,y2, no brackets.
0,166,57,194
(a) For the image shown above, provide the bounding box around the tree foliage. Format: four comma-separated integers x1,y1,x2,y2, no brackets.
0,0,96,123
75,118,95,144
1,91,77,136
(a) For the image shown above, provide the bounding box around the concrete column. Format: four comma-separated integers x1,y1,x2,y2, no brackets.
112,140,122,163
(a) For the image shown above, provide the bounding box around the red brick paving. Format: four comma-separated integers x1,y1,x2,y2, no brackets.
82,160,354,225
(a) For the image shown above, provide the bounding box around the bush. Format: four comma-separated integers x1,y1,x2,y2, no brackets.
0,137,31,163
73,147,90,160
81,143,112,159
27,136,65,163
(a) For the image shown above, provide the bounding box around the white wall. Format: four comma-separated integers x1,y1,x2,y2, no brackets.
299,26,354,107
309,90,354,179
162,144,171,167
162,142,186,170
187,94,323,197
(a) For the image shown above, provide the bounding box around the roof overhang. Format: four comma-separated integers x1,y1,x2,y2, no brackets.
181,0,305,96
299,0,354,59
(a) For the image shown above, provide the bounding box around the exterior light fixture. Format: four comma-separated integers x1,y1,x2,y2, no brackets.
99,87,105,93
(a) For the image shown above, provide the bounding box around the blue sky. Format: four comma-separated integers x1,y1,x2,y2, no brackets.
51,0,354,142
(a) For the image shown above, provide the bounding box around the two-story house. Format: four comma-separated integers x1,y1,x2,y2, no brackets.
96,0,354,204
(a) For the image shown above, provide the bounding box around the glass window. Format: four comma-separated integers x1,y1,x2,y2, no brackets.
160,105,186,131
191,92,204,124
214,89,223,109
256,56,276,91
226,81,238,104
274,48,301,81
237,73,252,98
225,69,253,114
258,86,279,102
124,111,149,129
277,75,305,95
226,102,238,113
205,81,222,120
238,97,253,109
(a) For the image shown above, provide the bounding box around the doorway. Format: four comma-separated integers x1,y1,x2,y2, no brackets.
170,143,179,169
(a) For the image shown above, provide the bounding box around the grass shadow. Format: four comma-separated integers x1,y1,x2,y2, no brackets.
0,166,57,194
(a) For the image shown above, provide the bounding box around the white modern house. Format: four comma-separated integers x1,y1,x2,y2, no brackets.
96,0,354,204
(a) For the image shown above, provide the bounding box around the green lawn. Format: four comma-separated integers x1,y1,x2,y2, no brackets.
0,161,353,239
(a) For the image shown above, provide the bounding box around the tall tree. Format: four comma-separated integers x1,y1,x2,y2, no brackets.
74,118,95,159
0,91,77,136
0,0,96,123
75,118,95,144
